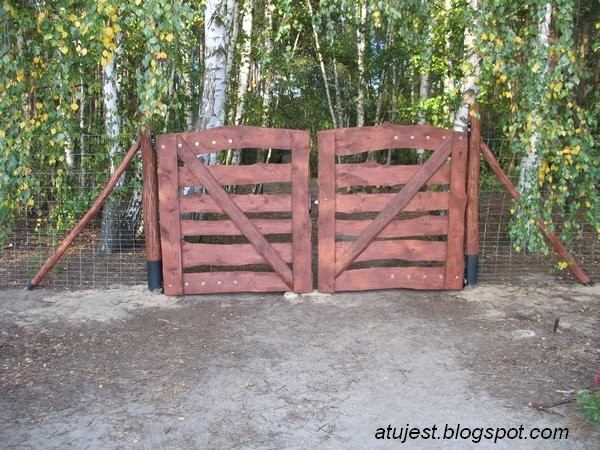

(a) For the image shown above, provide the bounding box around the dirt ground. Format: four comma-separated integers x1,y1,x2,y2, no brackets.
1,279,599,449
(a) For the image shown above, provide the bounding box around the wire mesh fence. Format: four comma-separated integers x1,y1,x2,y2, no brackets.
0,137,598,290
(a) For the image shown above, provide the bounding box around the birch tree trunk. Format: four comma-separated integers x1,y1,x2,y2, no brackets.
453,0,480,133
228,0,253,166
355,0,367,128
517,3,552,207
98,38,125,254
195,0,234,166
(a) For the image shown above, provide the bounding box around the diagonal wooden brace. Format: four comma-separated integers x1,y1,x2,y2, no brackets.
480,142,592,285
334,137,454,277
177,138,294,289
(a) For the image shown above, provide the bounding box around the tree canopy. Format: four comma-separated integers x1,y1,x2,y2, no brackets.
1,0,598,253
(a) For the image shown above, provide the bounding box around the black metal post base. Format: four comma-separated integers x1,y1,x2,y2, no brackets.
147,260,163,292
466,254,479,286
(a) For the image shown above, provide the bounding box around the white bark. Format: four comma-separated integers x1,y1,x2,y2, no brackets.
102,49,122,176
453,0,481,133
228,0,253,166
356,0,367,128
234,0,254,126
99,40,125,254
517,3,552,195
196,0,234,166
261,2,274,128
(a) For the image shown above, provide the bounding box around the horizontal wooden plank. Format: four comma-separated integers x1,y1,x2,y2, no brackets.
336,162,450,188
181,242,293,267
183,271,289,294
179,194,292,214
333,125,465,156
179,163,291,187
334,267,446,291
336,192,449,213
336,216,448,238
172,126,294,154
336,240,447,263
180,219,292,236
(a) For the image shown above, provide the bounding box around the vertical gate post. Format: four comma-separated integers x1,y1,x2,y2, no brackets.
141,128,163,291
465,103,481,285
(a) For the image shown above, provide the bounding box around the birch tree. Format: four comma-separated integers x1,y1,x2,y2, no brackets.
196,0,236,167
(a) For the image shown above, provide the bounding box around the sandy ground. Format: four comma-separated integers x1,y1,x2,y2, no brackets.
1,280,599,449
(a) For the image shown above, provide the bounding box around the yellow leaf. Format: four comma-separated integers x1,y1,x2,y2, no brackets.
165,33,174,43
0,130,5,138
38,12,46,22
70,102,79,111
60,46,69,54
27,199,35,207
531,63,540,73
514,36,522,45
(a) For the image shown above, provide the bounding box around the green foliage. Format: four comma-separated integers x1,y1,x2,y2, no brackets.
0,0,597,254
577,390,600,428
478,0,600,253
0,0,200,245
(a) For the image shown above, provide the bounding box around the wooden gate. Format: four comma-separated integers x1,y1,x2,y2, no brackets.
156,126,312,295
317,124,468,293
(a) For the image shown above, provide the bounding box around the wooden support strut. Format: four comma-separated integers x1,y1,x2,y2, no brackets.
176,138,295,289
140,129,163,291
28,141,141,289
479,142,592,285
465,104,481,285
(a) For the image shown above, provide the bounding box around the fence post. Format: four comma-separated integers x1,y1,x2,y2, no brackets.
465,103,481,286
141,128,163,292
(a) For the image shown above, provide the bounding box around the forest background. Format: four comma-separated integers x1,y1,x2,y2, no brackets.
0,0,598,256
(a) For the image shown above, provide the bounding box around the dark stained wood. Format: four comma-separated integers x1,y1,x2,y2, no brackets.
141,131,162,263
177,137,294,289
336,240,447,263
444,134,468,289
180,218,292,236
156,134,184,295
336,191,449,214
335,267,446,291
177,125,294,154
179,194,292,214
480,143,519,197
29,141,141,288
336,216,448,238
183,271,289,294
336,162,450,188
178,163,291,187
182,242,293,267
291,130,313,293
466,103,481,257
317,130,337,293
334,124,457,156
334,137,454,277
480,142,592,285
